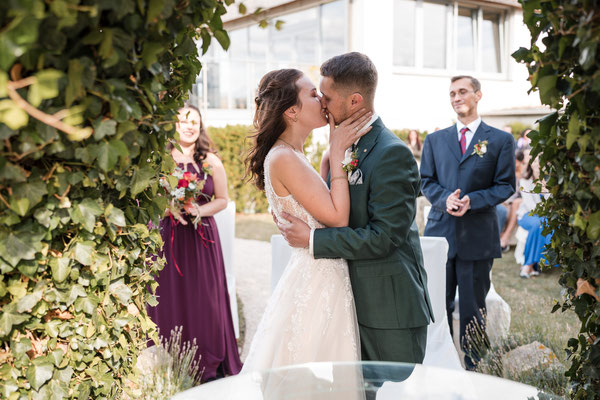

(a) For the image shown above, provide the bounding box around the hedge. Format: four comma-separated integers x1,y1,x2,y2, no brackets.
513,0,600,397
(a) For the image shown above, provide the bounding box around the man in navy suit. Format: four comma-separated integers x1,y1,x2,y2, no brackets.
420,76,515,370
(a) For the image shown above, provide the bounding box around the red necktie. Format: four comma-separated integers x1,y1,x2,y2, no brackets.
459,127,469,155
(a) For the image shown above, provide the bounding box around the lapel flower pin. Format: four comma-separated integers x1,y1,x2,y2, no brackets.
342,149,359,174
472,140,488,158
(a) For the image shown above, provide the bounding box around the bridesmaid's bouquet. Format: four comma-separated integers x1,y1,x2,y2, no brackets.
159,164,212,229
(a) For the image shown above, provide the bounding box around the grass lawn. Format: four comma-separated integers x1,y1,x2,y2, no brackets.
235,213,579,396
235,213,280,242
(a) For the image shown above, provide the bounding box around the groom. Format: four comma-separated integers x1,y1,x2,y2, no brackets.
277,52,434,363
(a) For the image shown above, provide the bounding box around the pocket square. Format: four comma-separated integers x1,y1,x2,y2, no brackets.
349,168,363,185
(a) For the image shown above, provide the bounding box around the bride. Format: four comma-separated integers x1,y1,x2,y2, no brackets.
243,68,372,372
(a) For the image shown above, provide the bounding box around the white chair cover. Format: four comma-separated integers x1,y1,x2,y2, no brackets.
214,201,239,338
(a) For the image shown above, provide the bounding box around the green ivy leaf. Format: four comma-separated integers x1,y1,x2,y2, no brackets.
93,119,117,141
0,161,27,182
109,280,133,305
0,99,29,130
16,290,43,313
105,204,126,227
567,111,580,150
50,257,71,283
214,30,230,50
130,166,155,197
26,362,54,391
71,198,103,232
9,197,30,217
537,75,558,106
73,242,94,266
13,179,48,210
0,231,43,266
96,140,118,171
587,211,600,240
66,59,85,107
0,304,30,337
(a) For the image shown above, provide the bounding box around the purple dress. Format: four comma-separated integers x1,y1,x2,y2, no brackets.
148,162,242,381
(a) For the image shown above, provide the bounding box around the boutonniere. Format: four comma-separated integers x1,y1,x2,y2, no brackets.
472,140,488,157
342,149,359,174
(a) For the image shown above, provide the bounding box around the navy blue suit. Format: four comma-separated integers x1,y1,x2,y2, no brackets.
420,121,515,369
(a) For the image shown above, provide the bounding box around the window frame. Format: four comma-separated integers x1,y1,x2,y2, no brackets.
392,0,509,79
196,0,349,112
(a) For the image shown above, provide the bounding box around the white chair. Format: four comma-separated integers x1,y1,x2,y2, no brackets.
214,201,239,338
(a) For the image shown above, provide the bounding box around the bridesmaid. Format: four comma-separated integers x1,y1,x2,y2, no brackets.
148,103,242,381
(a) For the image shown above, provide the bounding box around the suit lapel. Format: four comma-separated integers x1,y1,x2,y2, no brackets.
355,117,382,168
460,122,491,164
444,125,462,162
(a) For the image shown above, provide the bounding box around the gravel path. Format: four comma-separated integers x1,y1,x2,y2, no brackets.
233,238,272,361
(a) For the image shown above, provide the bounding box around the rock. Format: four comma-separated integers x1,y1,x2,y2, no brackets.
502,341,562,376
485,283,511,346
136,345,173,371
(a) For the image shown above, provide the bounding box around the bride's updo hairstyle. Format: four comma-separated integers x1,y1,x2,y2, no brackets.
246,68,304,191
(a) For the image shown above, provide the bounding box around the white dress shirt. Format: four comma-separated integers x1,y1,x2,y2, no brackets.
308,113,379,255
456,116,481,151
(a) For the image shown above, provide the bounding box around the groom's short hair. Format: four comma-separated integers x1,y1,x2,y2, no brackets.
321,52,378,104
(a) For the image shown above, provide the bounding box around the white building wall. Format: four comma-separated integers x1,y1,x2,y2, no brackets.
348,0,541,132
203,0,543,132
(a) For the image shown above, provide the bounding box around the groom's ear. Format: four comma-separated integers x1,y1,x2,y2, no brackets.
350,92,364,108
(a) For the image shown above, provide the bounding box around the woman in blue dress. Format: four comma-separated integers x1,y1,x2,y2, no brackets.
517,157,551,278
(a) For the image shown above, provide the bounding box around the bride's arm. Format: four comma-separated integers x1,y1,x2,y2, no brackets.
320,149,330,182
270,111,372,228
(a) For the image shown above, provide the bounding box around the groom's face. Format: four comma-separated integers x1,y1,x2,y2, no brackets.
319,76,352,125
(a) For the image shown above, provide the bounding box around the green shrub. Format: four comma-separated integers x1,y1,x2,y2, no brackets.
391,128,428,143
513,0,600,397
0,0,230,398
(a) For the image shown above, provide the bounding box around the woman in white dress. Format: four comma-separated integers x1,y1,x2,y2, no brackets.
243,69,372,375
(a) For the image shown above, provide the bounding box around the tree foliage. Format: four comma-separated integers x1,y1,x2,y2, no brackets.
0,0,231,398
513,0,600,397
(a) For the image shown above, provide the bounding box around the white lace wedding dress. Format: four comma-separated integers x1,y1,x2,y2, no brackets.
242,145,361,378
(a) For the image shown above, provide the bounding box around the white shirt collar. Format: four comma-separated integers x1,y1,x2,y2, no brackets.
355,113,378,145
456,116,482,137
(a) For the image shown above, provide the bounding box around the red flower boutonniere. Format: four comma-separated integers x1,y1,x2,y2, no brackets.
472,140,488,158
342,150,359,174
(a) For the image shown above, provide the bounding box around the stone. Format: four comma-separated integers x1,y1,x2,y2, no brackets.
502,341,562,376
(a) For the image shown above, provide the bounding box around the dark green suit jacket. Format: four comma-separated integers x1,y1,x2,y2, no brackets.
314,118,434,332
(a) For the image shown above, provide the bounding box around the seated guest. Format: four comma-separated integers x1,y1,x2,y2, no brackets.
498,150,527,250
516,157,551,278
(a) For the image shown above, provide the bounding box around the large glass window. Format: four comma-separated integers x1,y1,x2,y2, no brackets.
482,11,502,73
393,0,506,75
198,0,346,110
393,0,416,67
423,2,448,69
456,7,475,71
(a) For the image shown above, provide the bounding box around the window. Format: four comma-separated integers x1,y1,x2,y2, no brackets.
196,0,347,110
393,0,507,75
393,0,416,67
422,2,448,69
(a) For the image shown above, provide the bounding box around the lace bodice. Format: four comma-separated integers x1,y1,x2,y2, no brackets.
264,145,326,230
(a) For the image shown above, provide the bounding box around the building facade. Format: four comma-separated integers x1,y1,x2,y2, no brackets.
193,0,546,132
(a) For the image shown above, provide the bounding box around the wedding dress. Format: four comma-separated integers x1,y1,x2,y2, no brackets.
241,145,362,398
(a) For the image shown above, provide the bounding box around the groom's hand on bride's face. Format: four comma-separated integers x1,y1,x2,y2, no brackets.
277,212,310,248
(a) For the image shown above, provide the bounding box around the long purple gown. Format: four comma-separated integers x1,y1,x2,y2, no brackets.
148,162,242,382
